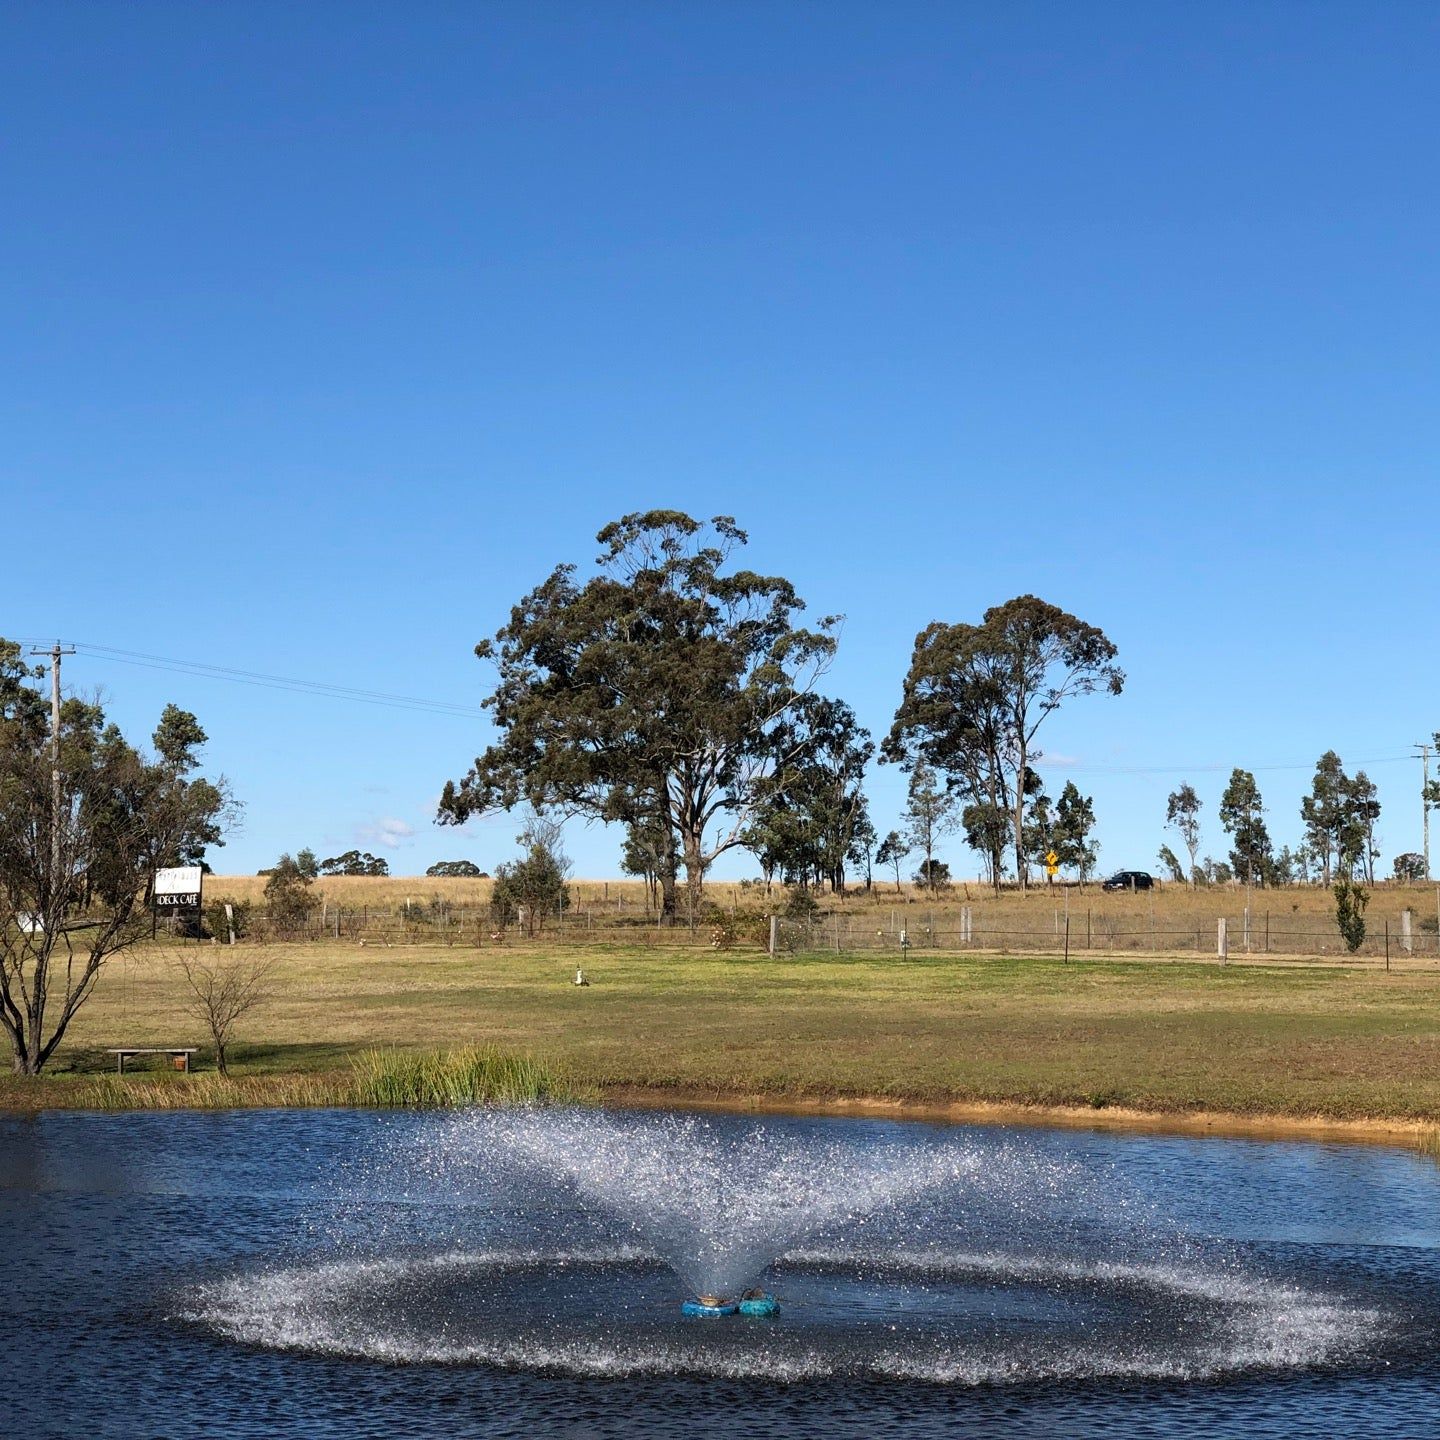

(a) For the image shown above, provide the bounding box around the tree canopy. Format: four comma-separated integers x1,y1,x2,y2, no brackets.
884,595,1122,890
439,511,837,919
0,640,232,1073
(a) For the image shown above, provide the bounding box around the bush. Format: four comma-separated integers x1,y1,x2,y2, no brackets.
783,888,820,922
1334,877,1368,953
204,897,253,941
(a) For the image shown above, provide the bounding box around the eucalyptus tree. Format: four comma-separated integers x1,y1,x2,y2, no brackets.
1157,845,1186,883
438,512,837,921
0,640,232,1074
744,695,872,892
875,829,910,893
1302,752,1381,883
1165,784,1202,887
1219,769,1274,887
903,762,958,896
1054,780,1099,883
885,596,1123,890
1300,751,1348,884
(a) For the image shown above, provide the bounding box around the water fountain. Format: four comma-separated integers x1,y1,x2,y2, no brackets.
185,1108,1383,1385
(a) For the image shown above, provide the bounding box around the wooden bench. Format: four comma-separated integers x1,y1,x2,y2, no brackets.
107,1047,198,1075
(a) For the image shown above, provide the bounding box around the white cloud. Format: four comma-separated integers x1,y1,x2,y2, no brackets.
356,817,416,850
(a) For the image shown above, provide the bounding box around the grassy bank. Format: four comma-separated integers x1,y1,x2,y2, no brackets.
3,941,1439,1133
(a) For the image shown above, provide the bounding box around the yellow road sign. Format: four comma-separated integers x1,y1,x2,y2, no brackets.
1044,850,1058,867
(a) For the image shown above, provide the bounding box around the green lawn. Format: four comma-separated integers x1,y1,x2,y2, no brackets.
5,941,1439,1122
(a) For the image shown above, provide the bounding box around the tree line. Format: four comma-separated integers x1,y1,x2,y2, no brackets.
439,510,1131,915
441,511,1434,915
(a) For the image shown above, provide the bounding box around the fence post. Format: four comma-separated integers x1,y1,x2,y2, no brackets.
1385,920,1391,972
768,914,778,957
1064,914,1070,964
1217,917,1228,964
1401,908,1412,953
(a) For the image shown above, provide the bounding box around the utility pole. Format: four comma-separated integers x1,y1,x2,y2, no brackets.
1415,742,1432,880
29,641,75,889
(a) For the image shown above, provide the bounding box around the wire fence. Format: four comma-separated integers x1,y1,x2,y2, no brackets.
170,896,1440,968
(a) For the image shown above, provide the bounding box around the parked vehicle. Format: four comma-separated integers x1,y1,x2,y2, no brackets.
1101,870,1154,892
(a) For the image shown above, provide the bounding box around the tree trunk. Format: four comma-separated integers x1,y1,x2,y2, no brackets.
1013,744,1028,892
681,830,705,928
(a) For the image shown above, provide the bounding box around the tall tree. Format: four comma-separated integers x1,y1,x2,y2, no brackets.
1341,770,1380,883
903,762,958,895
1302,753,1381,884
875,829,910,893
0,642,232,1074
1053,780,1099,884
1300,751,1348,885
847,811,877,893
885,595,1122,891
1165,784,1202,887
1020,770,1054,883
744,695,872,892
1219,769,1274,887
439,512,836,921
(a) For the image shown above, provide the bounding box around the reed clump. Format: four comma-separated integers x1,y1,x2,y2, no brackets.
349,1045,569,1108
87,1072,341,1110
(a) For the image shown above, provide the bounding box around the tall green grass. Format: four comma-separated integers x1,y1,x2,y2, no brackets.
349,1045,569,1108
86,1073,340,1110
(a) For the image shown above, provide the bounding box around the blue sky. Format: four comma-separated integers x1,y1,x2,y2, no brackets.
3,2,1435,879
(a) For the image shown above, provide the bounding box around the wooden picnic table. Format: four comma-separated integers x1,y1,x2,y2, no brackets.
106,1047,198,1075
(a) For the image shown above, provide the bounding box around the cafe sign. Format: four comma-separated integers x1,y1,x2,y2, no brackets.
153,865,204,909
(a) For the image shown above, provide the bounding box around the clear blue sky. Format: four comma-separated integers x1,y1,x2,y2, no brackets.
3,2,1435,879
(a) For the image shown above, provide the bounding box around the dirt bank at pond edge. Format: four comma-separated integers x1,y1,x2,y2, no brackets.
599,1085,1439,1150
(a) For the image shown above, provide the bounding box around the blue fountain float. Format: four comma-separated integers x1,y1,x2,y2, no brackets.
681,1289,780,1318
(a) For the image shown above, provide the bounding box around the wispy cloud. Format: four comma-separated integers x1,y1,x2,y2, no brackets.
356,817,415,850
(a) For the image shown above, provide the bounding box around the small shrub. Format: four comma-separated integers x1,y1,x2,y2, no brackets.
784,888,820,922
706,906,739,950
1333,878,1369,954
204,897,253,941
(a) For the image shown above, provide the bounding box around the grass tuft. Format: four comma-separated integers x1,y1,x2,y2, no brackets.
348,1045,568,1108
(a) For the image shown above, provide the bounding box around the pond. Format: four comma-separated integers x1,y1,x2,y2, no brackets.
1,1107,1436,1438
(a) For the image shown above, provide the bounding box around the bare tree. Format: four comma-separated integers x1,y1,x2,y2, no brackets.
176,952,277,1076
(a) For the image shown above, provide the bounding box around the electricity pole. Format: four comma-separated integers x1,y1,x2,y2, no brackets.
29,641,75,889
1416,741,1432,880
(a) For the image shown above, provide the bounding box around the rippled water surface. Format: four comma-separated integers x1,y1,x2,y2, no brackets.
1,1107,1437,1438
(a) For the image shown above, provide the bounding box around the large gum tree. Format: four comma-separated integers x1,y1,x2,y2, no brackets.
885,596,1123,890
439,512,837,921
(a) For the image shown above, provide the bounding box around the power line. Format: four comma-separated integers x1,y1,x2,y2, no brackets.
10,637,484,720
1053,755,1412,778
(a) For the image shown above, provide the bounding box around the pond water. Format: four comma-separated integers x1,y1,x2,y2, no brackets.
1,1106,1436,1438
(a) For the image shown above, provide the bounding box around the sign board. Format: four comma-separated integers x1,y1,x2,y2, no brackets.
154,865,204,909
1044,849,1059,877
